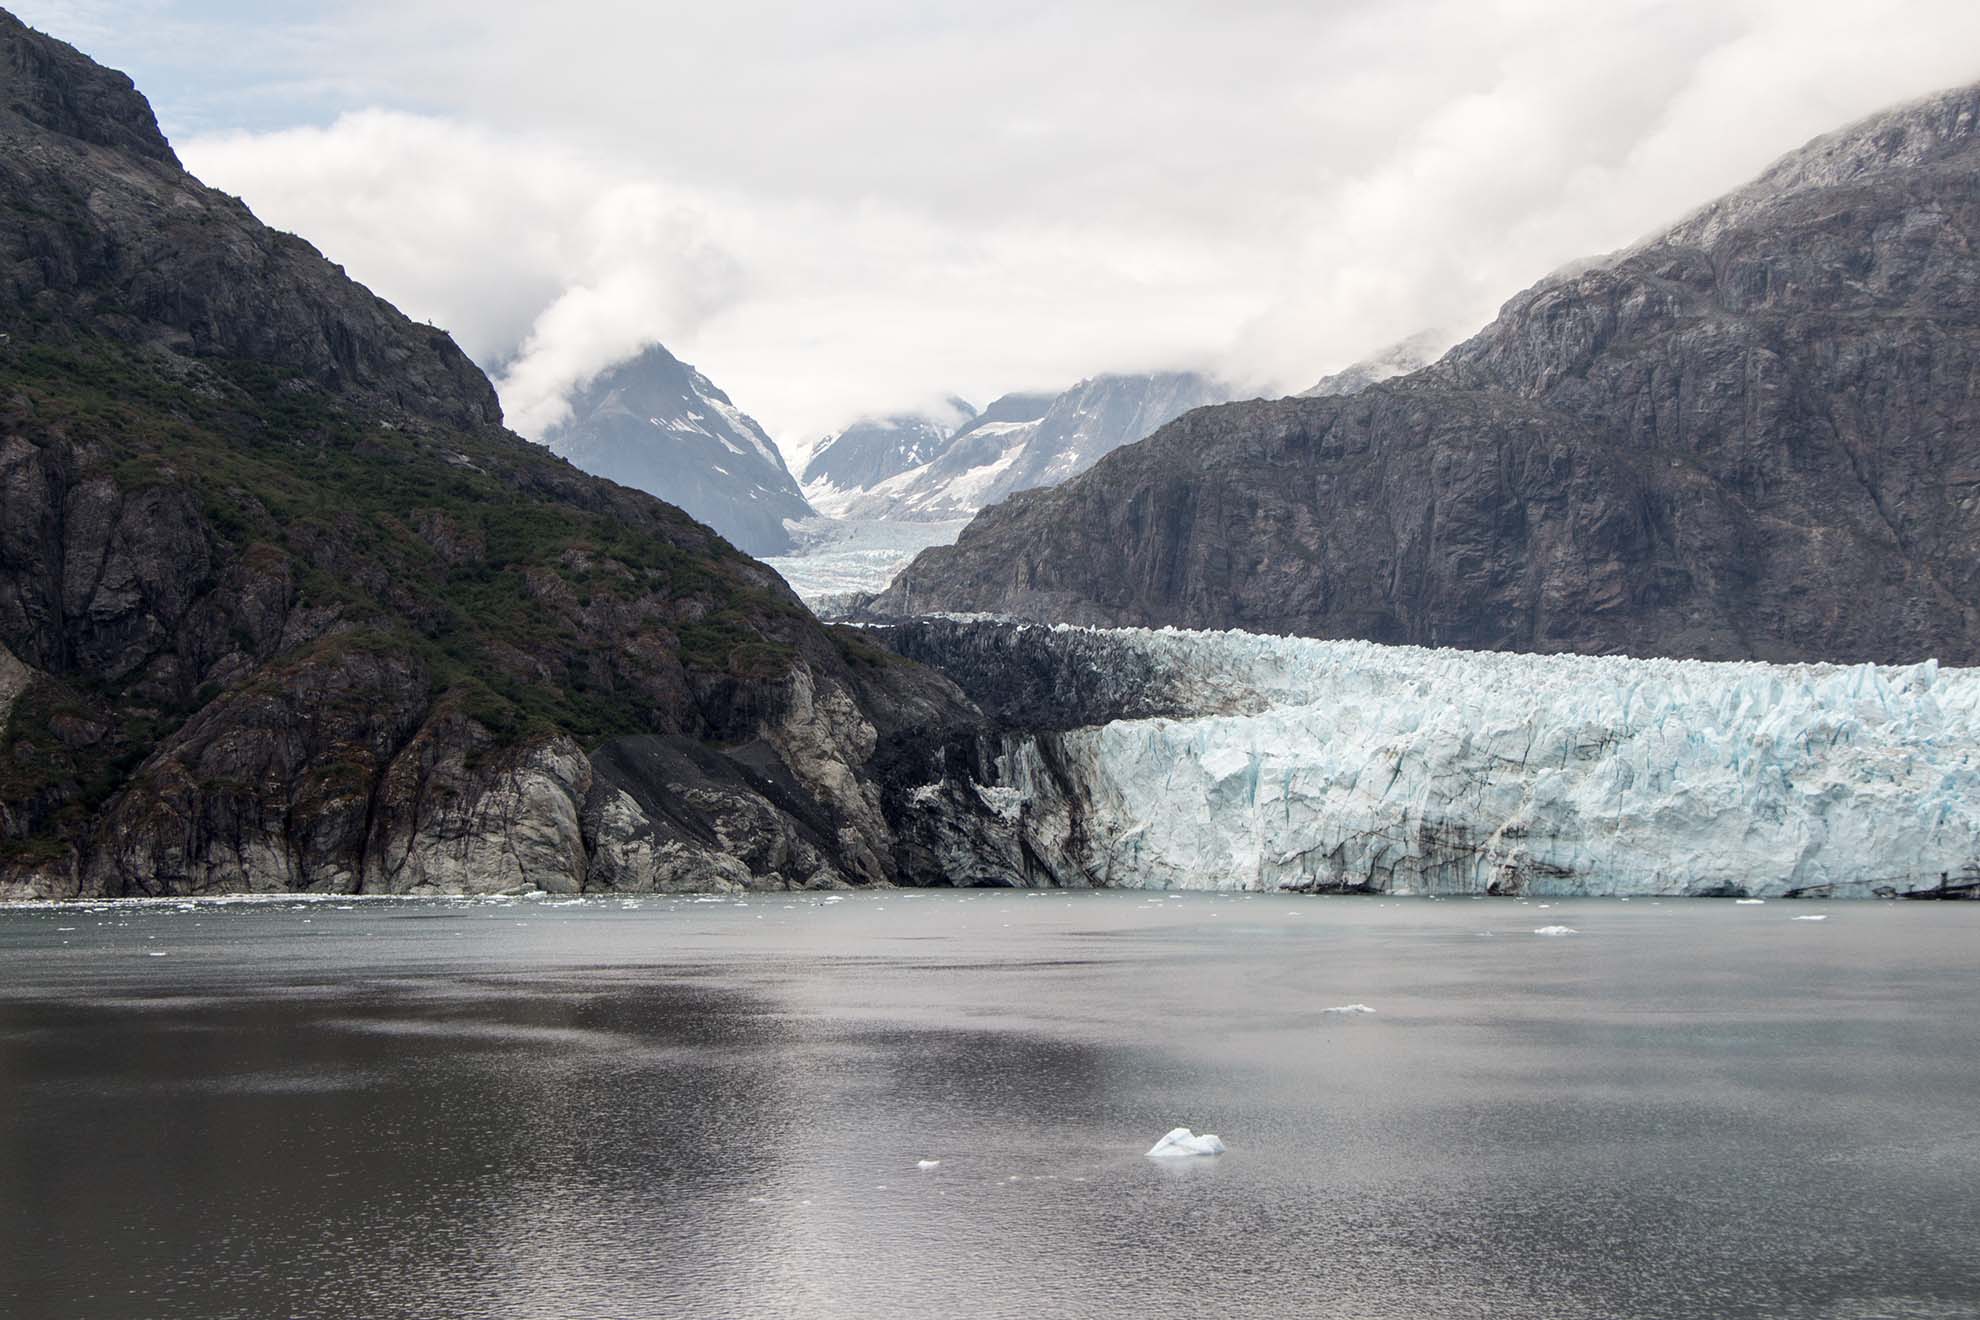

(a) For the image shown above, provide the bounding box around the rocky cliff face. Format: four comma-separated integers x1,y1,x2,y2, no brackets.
544,344,814,557
0,12,984,899
872,82,1980,665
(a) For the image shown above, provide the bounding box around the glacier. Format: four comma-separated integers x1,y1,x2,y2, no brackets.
948,625,1980,898
761,514,970,607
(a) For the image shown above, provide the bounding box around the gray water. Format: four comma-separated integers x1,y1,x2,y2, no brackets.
3,891,1978,1320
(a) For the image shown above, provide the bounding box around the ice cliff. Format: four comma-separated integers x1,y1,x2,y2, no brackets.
886,622,1980,898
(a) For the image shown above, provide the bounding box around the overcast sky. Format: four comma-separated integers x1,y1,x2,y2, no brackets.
18,1,1980,455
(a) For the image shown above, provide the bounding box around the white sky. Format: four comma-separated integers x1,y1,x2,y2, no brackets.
17,1,1980,451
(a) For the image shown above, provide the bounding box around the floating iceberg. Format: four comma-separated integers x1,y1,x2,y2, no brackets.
1793,914,1830,922
978,625,1980,898
1146,1127,1226,1158
1735,899,1766,905
916,1159,941,1170
1532,925,1578,936
1321,1004,1376,1015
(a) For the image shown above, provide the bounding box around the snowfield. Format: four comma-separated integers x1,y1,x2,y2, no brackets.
984,626,1980,897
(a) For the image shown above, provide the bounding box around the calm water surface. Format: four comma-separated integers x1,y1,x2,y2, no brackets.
3,892,1978,1320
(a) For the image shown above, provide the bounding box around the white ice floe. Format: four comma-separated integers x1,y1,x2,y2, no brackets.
989,625,1980,897
1532,925,1579,936
1321,1004,1376,1015
1146,1127,1227,1158
1793,914,1830,921
916,1159,941,1170
1735,899,1766,905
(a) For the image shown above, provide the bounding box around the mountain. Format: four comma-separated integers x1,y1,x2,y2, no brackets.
0,11,978,899
543,344,813,556
1299,329,1449,398
832,373,1231,522
868,81,1980,665
801,397,975,513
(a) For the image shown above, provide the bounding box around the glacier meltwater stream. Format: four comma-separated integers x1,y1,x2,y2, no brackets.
960,627,1980,897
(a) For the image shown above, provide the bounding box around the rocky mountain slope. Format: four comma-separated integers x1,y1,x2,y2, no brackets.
0,11,981,899
830,372,1231,522
871,82,1980,665
801,397,975,513
543,344,814,556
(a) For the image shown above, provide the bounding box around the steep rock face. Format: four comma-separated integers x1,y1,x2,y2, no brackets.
0,17,496,432
0,13,983,899
874,82,1980,665
0,12,177,164
833,374,1231,523
544,344,813,556
801,398,975,512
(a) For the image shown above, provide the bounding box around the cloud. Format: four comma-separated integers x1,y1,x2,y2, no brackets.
183,113,753,436
142,0,1980,447
181,112,1253,441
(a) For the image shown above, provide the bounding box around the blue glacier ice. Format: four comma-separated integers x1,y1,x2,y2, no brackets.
984,627,1980,897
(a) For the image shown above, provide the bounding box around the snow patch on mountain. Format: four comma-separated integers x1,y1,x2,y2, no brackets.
831,373,1229,523
802,398,976,514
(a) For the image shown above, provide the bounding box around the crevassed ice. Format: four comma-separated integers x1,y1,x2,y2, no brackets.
996,626,1980,898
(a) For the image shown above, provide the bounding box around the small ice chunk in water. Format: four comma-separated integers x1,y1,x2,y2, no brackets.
917,1159,941,1170
1532,925,1578,936
1146,1127,1227,1158
1321,1004,1376,1015
1793,914,1829,921
1735,898,1765,905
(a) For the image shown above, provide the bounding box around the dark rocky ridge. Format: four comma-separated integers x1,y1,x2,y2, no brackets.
870,618,1206,729
871,82,1980,665
0,12,990,898
1,14,177,165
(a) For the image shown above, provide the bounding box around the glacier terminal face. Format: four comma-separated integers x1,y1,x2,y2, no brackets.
910,625,1980,897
